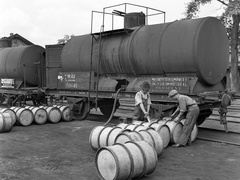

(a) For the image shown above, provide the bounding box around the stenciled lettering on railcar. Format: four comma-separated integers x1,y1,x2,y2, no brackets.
0,79,15,88
57,72,94,89
151,77,189,92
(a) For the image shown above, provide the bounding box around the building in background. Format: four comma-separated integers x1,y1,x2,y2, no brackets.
0,33,34,48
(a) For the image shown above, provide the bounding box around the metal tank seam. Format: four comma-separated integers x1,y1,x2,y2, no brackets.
0,48,12,78
192,18,207,85
79,35,91,71
18,46,31,80
4,47,14,78
158,21,176,75
128,26,144,76
99,35,109,75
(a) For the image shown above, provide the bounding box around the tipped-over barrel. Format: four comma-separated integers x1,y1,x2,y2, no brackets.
0,112,13,133
10,107,33,126
39,106,61,123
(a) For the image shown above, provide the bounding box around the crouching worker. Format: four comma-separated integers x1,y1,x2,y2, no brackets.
168,90,200,147
132,81,152,123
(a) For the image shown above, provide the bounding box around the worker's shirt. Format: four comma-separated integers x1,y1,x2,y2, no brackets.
177,94,196,112
135,91,151,107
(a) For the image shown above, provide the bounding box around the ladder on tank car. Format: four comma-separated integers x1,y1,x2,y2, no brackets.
89,3,166,110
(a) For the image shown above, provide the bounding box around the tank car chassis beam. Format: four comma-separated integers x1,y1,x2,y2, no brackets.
0,87,40,106
45,88,223,124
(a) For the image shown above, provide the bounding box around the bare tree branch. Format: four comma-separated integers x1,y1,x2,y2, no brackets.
216,0,228,6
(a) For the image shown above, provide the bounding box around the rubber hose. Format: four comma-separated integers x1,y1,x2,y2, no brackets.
104,88,124,126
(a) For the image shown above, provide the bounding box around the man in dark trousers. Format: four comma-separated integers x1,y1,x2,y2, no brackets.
168,89,200,147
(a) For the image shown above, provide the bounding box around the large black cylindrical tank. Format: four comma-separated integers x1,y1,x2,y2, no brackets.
0,45,45,86
61,17,229,86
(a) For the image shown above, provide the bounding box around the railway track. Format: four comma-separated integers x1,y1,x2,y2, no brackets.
197,128,240,146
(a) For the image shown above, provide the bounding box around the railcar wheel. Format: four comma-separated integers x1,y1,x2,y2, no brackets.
197,116,207,126
197,109,212,125
73,101,90,120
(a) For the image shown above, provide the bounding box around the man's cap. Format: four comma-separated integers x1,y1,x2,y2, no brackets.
168,89,178,97
141,81,151,89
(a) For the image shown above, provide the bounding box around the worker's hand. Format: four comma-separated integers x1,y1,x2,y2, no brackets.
146,116,151,122
170,113,176,118
173,117,180,123
144,112,149,117
164,117,172,121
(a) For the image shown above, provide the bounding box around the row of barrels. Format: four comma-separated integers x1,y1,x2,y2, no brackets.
0,105,72,133
96,141,158,180
89,119,199,180
90,126,161,180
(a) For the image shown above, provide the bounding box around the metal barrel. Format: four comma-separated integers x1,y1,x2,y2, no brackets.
39,106,61,123
95,140,158,180
53,105,73,121
25,106,48,125
0,108,17,125
0,112,13,133
10,107,33,126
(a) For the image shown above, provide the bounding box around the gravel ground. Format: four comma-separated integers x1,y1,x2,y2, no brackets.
0,115,240,180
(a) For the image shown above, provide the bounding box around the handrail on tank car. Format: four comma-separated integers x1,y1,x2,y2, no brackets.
102,3,166,28
91,3,166,34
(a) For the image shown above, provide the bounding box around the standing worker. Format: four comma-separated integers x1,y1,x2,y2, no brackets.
168,89,200,147
132,81,152,122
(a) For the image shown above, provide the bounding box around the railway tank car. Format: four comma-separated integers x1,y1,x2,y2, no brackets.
0,45,45,104
61,17,229,86
0,4,230,126
0,45,45,86
53,9,229,124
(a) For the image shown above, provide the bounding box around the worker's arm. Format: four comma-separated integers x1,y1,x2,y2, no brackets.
171,106,180,119
173,111,184,123
140,103,148,116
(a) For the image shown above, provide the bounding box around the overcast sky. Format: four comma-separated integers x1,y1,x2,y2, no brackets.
0,0,225,47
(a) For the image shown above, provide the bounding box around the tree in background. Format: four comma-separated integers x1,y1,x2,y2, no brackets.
184,0,240,92
57,34,74,44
